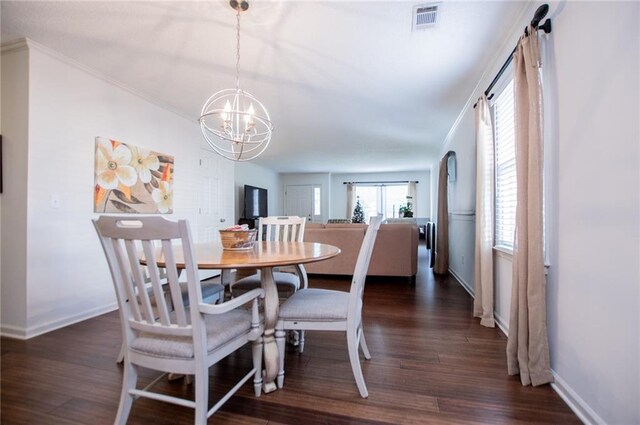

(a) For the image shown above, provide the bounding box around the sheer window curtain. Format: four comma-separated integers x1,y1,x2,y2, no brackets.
408,181,417,213
346,183,355,220
474,95,495,328
434,155,449,274
507,25,553,386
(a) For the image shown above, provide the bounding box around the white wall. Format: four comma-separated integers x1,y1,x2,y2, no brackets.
431,108,477,290
0,44,30,334
280,173,331,222
1,40,235,338
0,44,3,331
234,162,281,221
435,2,640,424
330,170,431,220
545,3,639,423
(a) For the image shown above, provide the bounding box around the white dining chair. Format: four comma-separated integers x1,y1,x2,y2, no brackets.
230,216,308,299
114,257,224,364
275,215,382,398
93,216,263,425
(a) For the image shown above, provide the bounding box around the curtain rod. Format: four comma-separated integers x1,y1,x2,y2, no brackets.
473,4,552,109
343,180,418,185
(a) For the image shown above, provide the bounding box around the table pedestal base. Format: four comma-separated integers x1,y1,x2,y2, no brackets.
260,267,280,393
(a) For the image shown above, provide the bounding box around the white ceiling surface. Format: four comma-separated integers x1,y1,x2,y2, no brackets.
1,1,526,173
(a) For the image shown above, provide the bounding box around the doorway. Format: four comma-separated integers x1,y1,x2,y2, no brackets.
284,184,322,223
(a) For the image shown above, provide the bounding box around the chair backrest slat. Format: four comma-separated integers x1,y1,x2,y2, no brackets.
259,216,306,242
349,215,382,313
124,239,156,324
161,239,189,327
111,238,143,322
141,240,171,326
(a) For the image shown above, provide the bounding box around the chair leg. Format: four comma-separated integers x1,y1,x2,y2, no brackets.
359,328,371,360
194,367,209,425
114,361,137,425
116,344,125,364
299,330,305,353
275,328,286,388
252,336,263,397
347,329,368,398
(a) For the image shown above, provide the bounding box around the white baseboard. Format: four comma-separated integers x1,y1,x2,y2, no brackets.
0,323,28,340
449,267,511,336
1,303,118,340
448,270,603,425
551,371,605,425
487,321,603,425
448,267,475,297
494,311,509,336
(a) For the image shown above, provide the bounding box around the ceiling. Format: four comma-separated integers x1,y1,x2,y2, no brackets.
1,1,527,173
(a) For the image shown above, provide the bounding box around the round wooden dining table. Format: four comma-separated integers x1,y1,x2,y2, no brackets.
150,241,340,394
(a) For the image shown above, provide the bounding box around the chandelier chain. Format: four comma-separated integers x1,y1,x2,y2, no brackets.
235,8,241,91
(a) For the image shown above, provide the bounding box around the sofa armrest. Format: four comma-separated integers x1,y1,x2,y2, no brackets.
369,224,419,277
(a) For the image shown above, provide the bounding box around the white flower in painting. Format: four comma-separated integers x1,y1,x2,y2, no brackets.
152,181,173,213
95,139,137,189
129,147,160,183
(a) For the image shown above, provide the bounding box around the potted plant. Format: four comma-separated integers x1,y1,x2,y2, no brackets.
399,204,413,218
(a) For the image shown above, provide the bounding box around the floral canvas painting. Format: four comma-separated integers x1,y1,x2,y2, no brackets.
94,137,174,214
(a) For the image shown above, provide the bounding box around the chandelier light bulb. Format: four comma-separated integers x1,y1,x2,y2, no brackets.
222,100,232,122
245,103,254,124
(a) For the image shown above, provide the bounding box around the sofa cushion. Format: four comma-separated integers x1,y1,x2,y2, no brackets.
385,218,417,224
325,223,368,229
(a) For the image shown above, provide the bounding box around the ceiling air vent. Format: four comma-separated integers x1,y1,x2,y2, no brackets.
413,3,439,31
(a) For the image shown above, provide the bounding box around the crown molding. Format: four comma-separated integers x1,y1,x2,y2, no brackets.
437,1,537,155
1,38,29,54
1,37,197,124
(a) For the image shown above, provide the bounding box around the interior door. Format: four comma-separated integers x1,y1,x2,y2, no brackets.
194,150,233,280
285,185,320,223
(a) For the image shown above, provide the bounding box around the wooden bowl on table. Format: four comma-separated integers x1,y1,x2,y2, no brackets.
219,229,257,251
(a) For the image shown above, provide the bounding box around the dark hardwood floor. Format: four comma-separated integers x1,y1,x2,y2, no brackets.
1,242,579,424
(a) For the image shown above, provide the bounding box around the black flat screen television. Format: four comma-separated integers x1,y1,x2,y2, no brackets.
243,184,268,219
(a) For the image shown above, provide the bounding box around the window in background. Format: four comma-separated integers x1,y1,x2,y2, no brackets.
355,186,379,222
493,79,516,250
385,185,409,218
354,183,408,221
313,187,321,216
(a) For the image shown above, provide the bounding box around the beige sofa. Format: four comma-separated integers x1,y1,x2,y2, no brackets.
303,223,419,283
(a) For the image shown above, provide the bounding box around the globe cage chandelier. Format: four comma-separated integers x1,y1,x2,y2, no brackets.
199,0,273,162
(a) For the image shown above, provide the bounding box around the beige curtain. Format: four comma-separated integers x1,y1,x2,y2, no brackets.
473,95,495,328
506,25,553,386
346,183,355,219
434,155,449,274
407,181,417,213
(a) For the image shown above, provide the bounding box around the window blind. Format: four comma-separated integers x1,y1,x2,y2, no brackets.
494,79,516,249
